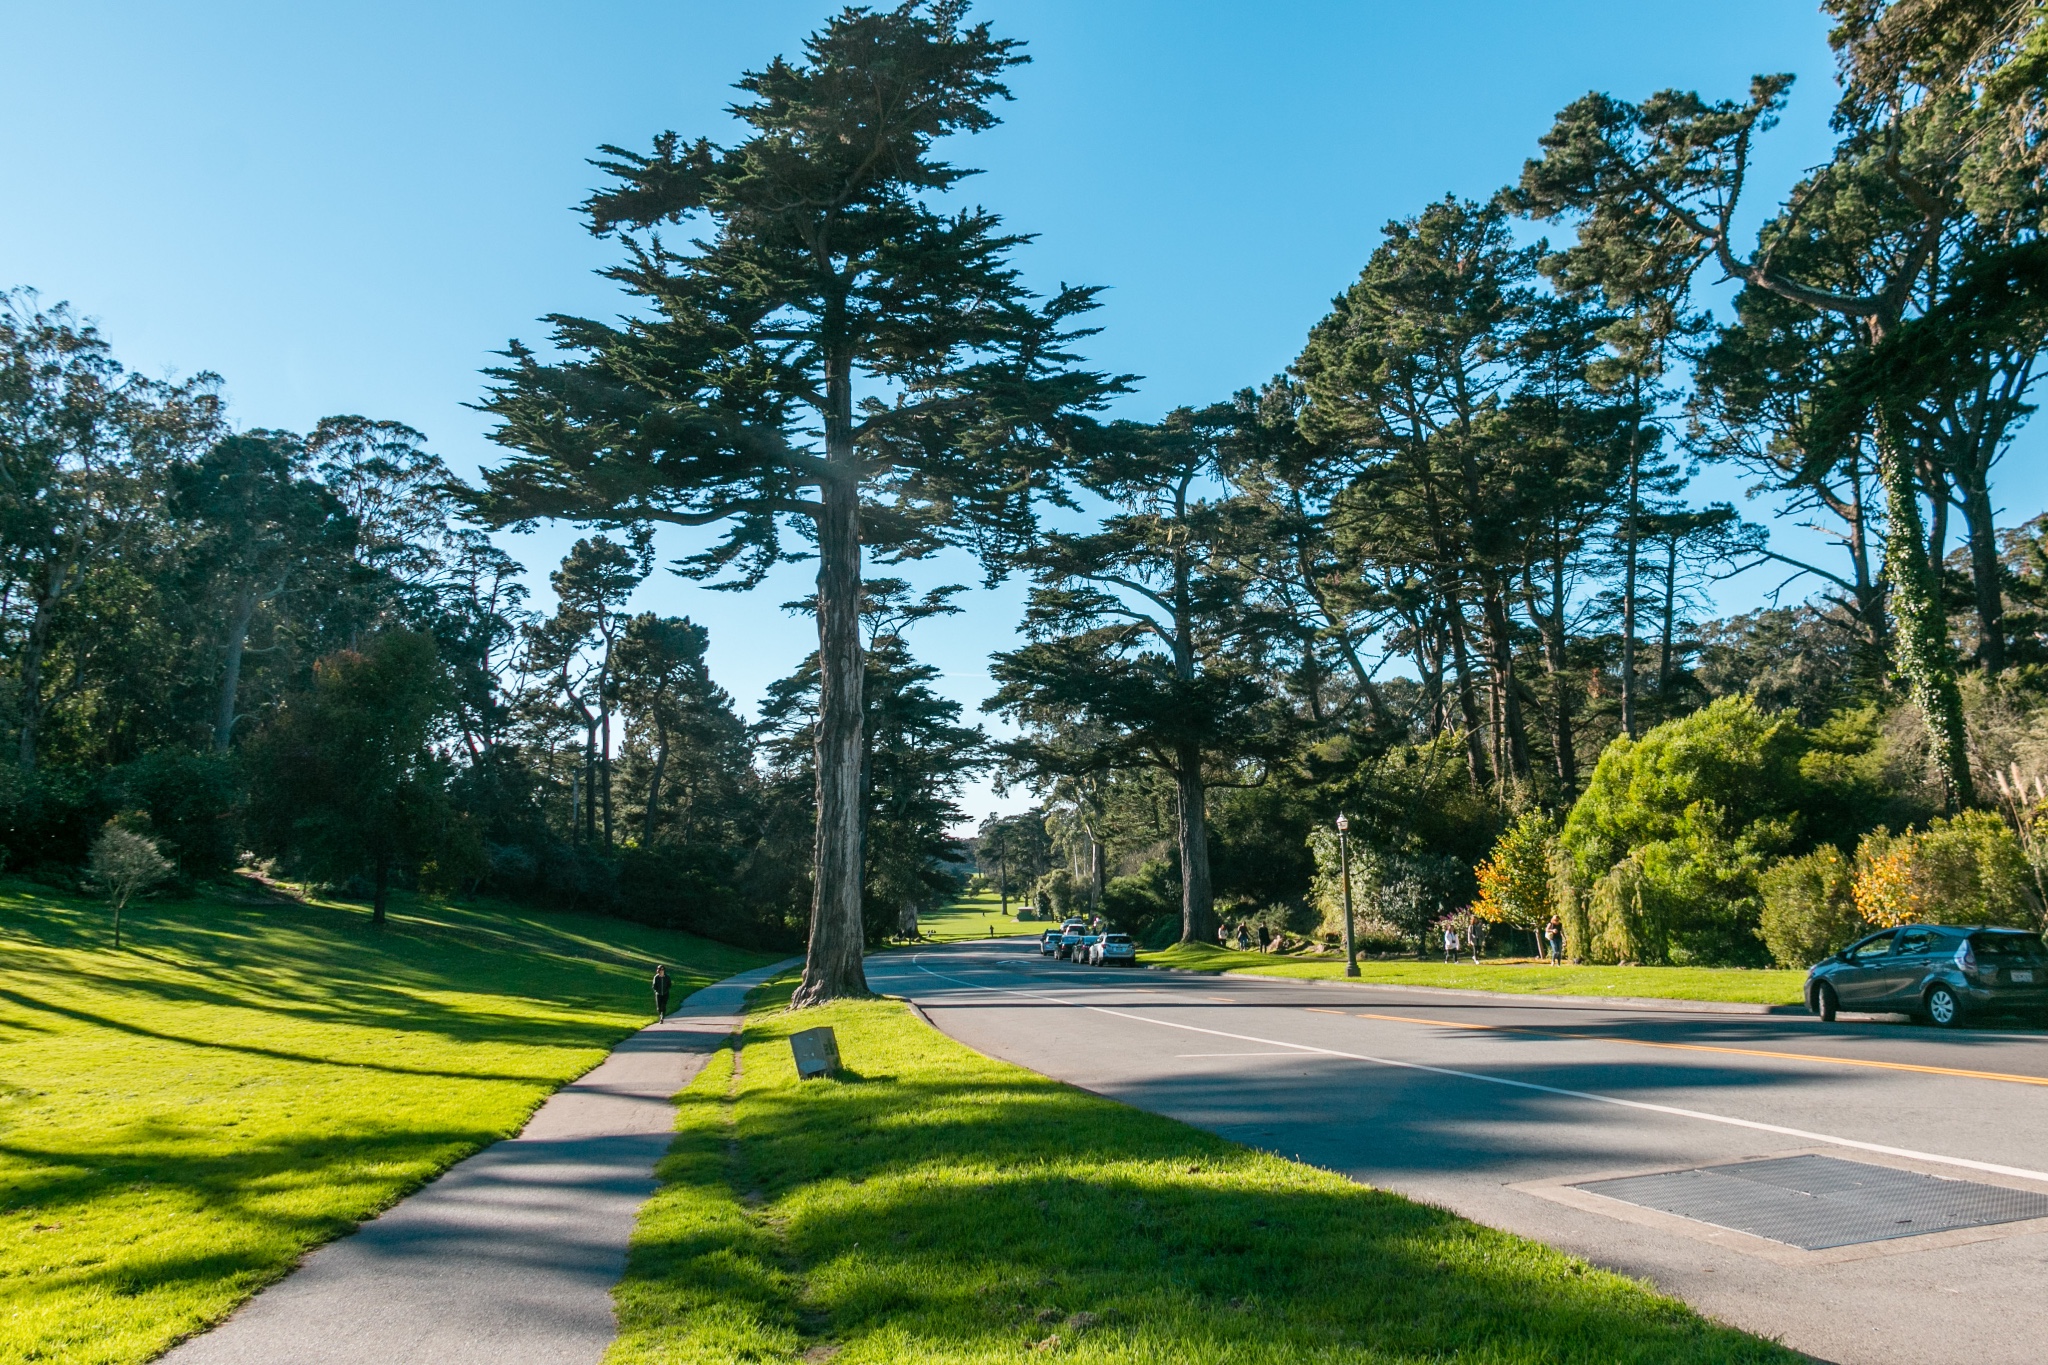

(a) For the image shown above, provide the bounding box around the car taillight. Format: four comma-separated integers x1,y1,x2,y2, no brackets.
1955,940,1978,974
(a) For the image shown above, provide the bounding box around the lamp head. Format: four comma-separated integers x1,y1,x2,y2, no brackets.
1335,814,1349,833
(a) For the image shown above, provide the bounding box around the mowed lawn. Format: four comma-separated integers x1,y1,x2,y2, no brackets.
913,890,1048,942
605,984,1796,1364
0,878,774,1365
1143,942,1809,1007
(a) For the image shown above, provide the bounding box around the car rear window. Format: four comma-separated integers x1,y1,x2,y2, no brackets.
1972,933,2048,959
1104,935,1130,944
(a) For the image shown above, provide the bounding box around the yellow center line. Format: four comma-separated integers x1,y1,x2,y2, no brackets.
1346,1011,2048,1089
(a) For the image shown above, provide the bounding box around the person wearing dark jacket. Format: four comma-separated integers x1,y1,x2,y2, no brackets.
652,965,672,1021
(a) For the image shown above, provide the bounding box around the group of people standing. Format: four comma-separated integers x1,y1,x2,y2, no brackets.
1437,915,1566,965
1217,920,1269,951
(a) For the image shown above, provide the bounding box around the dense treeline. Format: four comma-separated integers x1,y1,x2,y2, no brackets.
8,1,2048,992
986,0,2048,968
0,288,984,948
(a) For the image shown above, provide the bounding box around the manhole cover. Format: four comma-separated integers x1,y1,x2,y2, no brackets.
1573,1155,2048,1250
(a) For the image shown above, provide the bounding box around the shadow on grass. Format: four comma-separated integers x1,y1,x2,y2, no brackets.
0,1121,508,1229
609,990,1797,1365
0,985,575,1083
0,884,765,1067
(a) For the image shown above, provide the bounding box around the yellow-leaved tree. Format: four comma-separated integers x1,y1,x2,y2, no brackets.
1472,810,1560,956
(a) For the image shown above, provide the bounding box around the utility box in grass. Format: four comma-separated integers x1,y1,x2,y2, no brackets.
790,1026,841,1080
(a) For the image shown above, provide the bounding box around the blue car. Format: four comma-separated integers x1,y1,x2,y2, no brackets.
1806,925,2048,1026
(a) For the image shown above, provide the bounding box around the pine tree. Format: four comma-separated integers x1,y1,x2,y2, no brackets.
472,2,1117,1004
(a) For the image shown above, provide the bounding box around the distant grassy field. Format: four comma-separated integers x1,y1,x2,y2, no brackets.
603,982,1794,1364
0,877,774,1365
913,888,1049,941
1142,943,1808,1007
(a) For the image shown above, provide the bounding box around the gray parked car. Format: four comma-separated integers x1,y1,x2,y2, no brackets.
1806,925,2048,1026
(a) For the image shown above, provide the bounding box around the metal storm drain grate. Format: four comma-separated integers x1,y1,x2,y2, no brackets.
1573,1155,2048,1250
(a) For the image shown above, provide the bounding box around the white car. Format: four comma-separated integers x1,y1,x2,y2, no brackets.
1093,933,1136,967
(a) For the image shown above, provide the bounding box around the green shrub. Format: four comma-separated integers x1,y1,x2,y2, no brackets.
1634,812,1779,966
1852,810,2039,929
1759,846,1861,967
1551,844,1589,963
1563,696,1805,878
1562,698,1804,965
1587,853,1661,964
1104,860,1174,935
108,749,242,880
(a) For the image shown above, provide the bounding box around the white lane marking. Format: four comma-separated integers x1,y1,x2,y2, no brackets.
904,952,2048,1189
1176,1052,1307,1058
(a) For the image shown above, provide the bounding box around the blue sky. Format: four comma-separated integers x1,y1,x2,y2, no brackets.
5,2,2039,820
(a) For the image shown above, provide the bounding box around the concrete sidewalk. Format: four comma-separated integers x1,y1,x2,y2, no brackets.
161,956,799,1365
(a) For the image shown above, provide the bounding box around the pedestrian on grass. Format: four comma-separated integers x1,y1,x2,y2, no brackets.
652,964,672,1021
1469,917,1486,964
1442,923,1459,963
1544,916,1562,964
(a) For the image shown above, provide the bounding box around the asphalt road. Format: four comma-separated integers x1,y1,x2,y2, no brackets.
871,941,2048,1365
161,957,800,1365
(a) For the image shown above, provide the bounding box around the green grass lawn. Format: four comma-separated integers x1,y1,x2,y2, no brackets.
605,982,1796,1364
0,877,775,1365
1141,942,1808,1007
912,889,1050,942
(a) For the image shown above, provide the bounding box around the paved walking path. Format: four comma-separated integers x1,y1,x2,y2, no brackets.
161,957,799,1365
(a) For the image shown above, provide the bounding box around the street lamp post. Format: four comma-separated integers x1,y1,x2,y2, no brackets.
1336,813,1359,978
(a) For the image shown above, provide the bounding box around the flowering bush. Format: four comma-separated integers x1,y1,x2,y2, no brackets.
1850,811,2038,930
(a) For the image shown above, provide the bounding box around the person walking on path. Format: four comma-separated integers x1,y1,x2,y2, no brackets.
1469,917,1486,964
1544,916,1563,965
1441,923,1459,964
651,964,671,1021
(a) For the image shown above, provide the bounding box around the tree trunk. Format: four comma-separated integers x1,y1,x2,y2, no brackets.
372,855,391,925
583,725,598,844
16,572,65,771
791,460,870,1007
1090,832,1104,911
599,701,615,849
1443,594,1488,785
1619,424,1641,740
1537,557,1577,796
1876,414,1973,809
1174,752,1214,944
214,587,259,753
1959,480,2006,673
1658,540,1679,695
1480,584,1530,780
643,725,669,847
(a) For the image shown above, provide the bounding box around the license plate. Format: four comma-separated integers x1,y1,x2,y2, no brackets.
2014,970,2035,983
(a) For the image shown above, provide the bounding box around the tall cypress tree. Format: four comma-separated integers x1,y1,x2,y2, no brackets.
472,2,1118,1004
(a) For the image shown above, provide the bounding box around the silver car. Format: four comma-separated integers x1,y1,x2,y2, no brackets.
1093,933,1136,967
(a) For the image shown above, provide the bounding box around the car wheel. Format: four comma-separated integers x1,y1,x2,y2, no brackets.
1813,981,1838,1023
1925,983,1964,1028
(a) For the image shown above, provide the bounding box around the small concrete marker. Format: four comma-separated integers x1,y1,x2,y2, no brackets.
791,1025,842,1079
